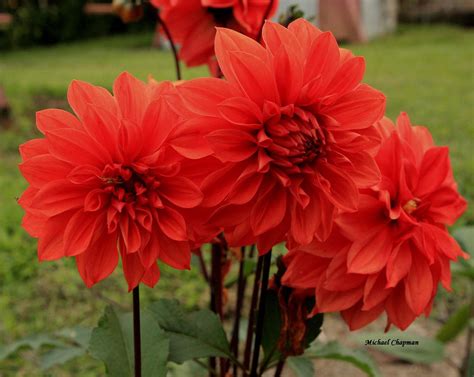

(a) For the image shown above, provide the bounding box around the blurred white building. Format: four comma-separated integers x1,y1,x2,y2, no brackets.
276,0,398,41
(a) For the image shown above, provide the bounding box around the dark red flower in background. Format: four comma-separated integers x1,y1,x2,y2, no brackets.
175,19,385,253
282,113,468,331
150,0,277,68
18,73,205,290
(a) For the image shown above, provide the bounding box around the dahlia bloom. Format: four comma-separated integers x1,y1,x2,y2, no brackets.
175,19,386,253
18,72,205,290
150,0,277,68
282,113,468,331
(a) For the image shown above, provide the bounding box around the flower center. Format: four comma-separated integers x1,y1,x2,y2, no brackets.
264,108,327,173
402,198,420,215
207,7,234,26
101,163,162,208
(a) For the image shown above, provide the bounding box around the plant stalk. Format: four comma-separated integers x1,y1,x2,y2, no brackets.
250,250,272,377
243,251,264,376
133,286,142,377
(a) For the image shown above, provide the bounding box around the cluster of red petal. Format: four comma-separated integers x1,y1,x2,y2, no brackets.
151,0,277,68
282,113,468,331
175,19,386,253
18,73,208,290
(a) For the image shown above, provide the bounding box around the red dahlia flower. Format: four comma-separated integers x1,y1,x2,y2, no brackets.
18,72,204,290
175,19,386,253
282,113,468,331
150,0,277,68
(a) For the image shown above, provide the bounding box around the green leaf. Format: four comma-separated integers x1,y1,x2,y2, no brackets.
261,290,282,366
89,305,169,377
287,356,315,377
436,304,471,343
0,333,65,360
452,226,474,280
40,346,86,370
355,331,444,364
56,326,92,348
306,341,380,377
148,299,232,364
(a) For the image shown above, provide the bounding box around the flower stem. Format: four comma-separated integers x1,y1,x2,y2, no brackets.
250,250,272,377
274,358,285,377
133,286,142,377
243,252,264,376
156,12,182,81
229,246,248,375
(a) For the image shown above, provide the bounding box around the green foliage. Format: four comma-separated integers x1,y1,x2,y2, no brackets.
89,305,169,377
436,304,471,343
356,332,444,364
287,356,315,377
453,226,474,280
148,299,232,364
306,341,381,377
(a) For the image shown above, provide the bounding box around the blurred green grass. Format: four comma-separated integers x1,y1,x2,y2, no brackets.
0,24,472,375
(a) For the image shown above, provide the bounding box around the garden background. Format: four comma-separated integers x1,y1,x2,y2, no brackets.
0,1,473,376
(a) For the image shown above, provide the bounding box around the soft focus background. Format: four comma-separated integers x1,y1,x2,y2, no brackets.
0,1,473,376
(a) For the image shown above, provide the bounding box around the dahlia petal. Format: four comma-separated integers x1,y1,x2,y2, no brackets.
121,247,146,291
290,196,319,246
159,176,203,208
142,263,161,288
262,20,304,65
113,72,148,125
386,242,412,288
31,179,88,216
288,18,323,55
323,84,386,130
179,16,215,66
68,165,102,185
119,214,142,254
207,129,257,162
315,190,336,242
19,139,49,161
404,253,433,315
22,211,45,238
200,163,244,207
272,45,304,105
226,51,279,106
317,162,359,212
426,186,467,225
178,78,240,116
215,27,268,77
385,285,417,330
339,151,381,188
217,97,263,126
157,207,187,241
157,232,191,270
304,31,340,86
416,147,450,197
38,210,75,261
324,251,366,291
347,227,393,274
341,301,384,331
19,155,71,187
63,210,105,256
68,80,118,120
36,109,82,134
141,97,181,154
362,272,392,310
227,173,264,205
325,57,365,98
250,184,286,236
46,128,111,166
82,105,121,158
75,232,119,288
316,286,364,312
282,251,329,289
